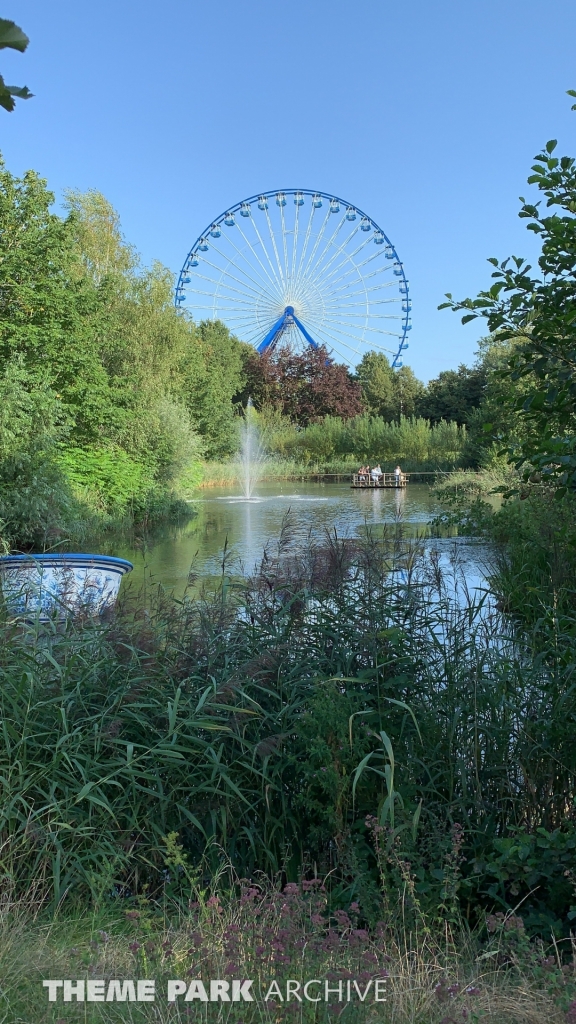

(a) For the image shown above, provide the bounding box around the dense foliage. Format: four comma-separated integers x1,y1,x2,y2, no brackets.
417,363,487,426
240,343,364,424
355,351,424,420
0,165,247,547
259,410,466,468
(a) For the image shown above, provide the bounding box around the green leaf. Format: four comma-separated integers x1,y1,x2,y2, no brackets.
545,139,558,154
412,800,422,841
6,85,32,98
0,19,29,52
0,78,15,112
0,76,32,111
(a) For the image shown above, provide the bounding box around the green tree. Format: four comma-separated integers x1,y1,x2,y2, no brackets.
355,351,394,416
0,358,78,549
64,188,138,285
417,363,487,425
390,365,425,421
441,92,576,493
0,160,109,422
355,351,424,422
181,319,247,458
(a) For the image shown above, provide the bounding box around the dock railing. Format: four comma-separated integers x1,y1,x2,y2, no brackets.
352,472,410,488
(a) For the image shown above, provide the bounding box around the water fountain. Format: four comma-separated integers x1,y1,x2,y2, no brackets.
238,398,266,500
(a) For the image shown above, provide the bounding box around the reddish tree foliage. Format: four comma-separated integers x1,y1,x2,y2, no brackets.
239,344,363,425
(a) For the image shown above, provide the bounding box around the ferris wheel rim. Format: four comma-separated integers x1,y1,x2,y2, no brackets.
175,188,411,368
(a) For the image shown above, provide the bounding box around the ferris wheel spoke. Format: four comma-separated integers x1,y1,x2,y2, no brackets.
209,234,279,297
183,274,258,301
300,213,350,287
307,231,376,293
225,222,285,299
208,299,275,319
194,259,268,302
326,317,403,335
301,216,354,284
325,307,398,321
326,266,396,298
326,296,400,308
299,205,333,282
310,256,374,303
246,216,286,296
314,321,399,357
305,221,362,292
186,290,255,309
186,272,266,305
279,204,291,292
325,315,404,327
321,254,392,298
221,314,269,332
291,200,300,286
296,201,318,281
328,282,394,304
361,265,397,283
312,243,387,297
263,206,286,292
191,256,271,305
306,322,364,361
317,317,402,349
202,240,281,305
354,248,397,273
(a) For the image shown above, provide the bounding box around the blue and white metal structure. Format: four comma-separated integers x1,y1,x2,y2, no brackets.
175,189,411,367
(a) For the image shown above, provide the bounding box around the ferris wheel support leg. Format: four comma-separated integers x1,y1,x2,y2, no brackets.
292,313,319,350
256,311,289,354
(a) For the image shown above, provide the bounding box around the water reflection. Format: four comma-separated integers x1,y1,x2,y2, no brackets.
104,481,471,598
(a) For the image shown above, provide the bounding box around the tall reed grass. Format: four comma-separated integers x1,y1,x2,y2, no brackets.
1,521,574,940
194,414,468,489
259,413,467,468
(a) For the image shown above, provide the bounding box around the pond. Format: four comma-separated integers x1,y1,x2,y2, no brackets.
103,481,493,603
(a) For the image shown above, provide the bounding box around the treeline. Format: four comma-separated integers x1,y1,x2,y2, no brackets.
244,336,511,471
0,167,249,548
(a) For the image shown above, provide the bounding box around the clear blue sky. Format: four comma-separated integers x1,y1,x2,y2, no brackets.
2,0,576,380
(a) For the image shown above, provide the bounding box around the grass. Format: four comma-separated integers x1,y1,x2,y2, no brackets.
194,458,356,489
194,460,466,490
2,882,576,1023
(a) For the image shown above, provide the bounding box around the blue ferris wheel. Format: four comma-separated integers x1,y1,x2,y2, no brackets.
175,189,411,367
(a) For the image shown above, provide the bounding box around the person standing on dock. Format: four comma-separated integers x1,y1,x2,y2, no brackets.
395,465,402,487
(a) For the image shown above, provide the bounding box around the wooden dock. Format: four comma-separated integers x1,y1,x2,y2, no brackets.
351,472,409,489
